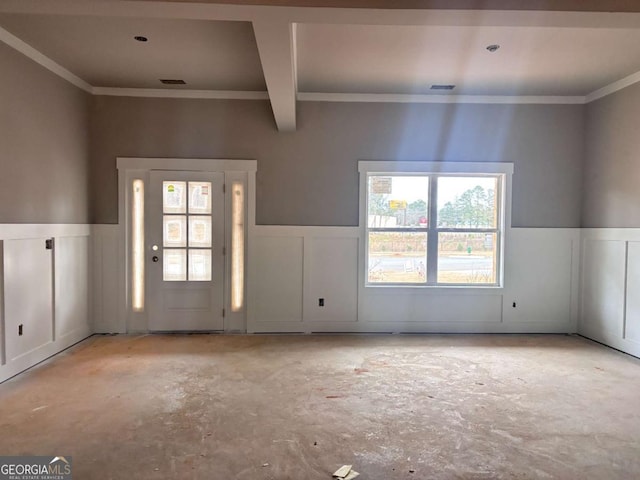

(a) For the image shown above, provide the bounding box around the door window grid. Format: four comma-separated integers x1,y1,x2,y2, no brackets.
163,181,213,282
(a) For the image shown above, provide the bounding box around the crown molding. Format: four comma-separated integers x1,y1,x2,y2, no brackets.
585,70,640,103
0,26,92,93
92,87,269,100
298,92,586,104
3,18,640,106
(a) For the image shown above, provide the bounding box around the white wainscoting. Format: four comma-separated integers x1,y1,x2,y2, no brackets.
76,223,640,355
0,224,92,383
252,235,304,327
247,226,360,333
502,229,580,331
247,227,580,333
91,225,123,333
579,229,640,357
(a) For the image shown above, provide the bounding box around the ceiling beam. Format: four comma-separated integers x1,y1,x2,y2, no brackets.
123,0,640,12
4,1,640,29
253,20,297,131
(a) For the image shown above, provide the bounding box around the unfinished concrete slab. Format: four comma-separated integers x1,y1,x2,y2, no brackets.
0,334,639,479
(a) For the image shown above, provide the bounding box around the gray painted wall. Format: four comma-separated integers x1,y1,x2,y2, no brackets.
0,42,90,224
90,97,584,227
583,82,640,228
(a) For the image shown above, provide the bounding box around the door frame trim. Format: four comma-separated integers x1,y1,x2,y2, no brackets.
117,157,257,173
117,157,257,333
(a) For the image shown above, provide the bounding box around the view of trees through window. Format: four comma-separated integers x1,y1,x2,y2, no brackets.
367,175,500,285
438,185,496,228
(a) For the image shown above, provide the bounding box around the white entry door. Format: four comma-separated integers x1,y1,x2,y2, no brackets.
147,171,225,331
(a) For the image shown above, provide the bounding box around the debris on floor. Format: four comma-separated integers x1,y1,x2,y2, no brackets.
333,465,352,477
333,465,359,479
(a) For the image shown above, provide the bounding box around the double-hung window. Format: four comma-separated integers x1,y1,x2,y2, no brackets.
360,161,512,287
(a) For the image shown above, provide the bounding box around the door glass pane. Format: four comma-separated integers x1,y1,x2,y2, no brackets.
164,249,187,281
189,182,212,214
231,181,245,312
131,179,145,312
189,216,212,248
368,232,427,283
368,175,429,228
163,181,186,214
189,250,212,281
438,232,497,284
437,177,498,228
163,215,187,247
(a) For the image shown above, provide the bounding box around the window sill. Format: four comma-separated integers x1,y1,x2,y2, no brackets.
363,284,504,295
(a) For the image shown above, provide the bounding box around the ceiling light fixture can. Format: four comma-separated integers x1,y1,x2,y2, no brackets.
486,44,500,53
134,36,148,42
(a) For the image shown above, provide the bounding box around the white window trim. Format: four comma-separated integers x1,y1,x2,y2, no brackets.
358,161,513,290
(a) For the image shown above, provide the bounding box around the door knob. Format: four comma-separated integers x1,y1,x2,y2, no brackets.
152,256,159,262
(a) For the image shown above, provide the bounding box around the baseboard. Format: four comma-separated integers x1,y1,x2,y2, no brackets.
0,326,91,383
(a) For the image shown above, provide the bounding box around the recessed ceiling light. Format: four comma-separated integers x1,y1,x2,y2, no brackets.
486,44,500,53
134,36,148,42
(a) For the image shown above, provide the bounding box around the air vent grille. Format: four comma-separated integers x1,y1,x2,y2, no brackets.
160,79,186,85
430,84,455,90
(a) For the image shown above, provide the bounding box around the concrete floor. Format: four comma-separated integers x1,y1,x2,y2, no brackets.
0,335,639,479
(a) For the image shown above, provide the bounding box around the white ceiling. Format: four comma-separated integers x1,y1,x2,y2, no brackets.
2,1,640,130
0,14,266,90
297,24,640,96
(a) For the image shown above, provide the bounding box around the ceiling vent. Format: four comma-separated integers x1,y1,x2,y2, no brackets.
160,79,186,85
430,84,455,91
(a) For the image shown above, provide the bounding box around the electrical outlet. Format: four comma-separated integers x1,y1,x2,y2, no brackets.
318,298,325,307
512,302,517,308
18,324,23,336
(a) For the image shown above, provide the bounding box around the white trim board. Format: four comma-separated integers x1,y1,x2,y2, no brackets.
0,26,92,93
93,87,269,100
253,20,297,131
585,70,640,103
298,92,586,105
0,224,90,240
580,228,640,241
0,327,91,384
358,160,514,174
116,157,257,172
87,78,640,105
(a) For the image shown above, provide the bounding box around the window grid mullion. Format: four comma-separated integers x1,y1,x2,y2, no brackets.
186,182,190,281
427,175,438,284
436,228,499,233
